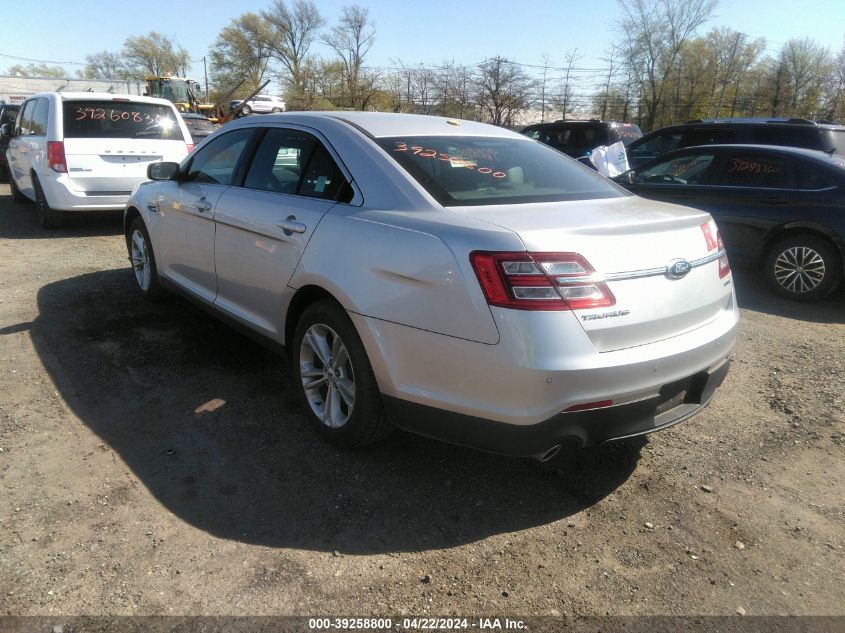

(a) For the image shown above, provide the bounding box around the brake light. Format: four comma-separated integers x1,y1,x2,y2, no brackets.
717,231,731,279
470,251,615,311
186,143,195,153
564,399,614,412
47,141,67,173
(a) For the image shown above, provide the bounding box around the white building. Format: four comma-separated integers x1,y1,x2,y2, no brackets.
0,75,145,104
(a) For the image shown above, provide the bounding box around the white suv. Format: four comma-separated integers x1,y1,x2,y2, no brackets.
238,95,286,115
5,92,192,228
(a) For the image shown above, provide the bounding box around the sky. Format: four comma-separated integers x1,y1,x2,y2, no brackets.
3,0,844,92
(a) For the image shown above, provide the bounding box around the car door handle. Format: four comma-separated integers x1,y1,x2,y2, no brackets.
193,198,212,212
278,215,306,236
762,196,788,205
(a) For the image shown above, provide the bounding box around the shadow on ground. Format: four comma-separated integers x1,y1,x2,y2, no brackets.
732,261,845,324
0,190,122,239
23,267,644,554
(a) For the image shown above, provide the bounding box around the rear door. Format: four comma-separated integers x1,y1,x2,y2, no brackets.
693,150,797,259
61,99,189,195
155,127,257,302
213,126,352,338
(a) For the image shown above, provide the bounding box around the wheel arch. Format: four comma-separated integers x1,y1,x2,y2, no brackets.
124,206,142,248
284,285,342,350
761,222,844,264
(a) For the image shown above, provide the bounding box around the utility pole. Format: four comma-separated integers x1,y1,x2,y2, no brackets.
203,56,209,100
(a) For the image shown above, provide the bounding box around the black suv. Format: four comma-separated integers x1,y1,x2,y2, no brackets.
626,117,845,169
521,119,642,158
0,103,20,180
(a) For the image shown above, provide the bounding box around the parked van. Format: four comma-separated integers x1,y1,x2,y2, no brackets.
4,92,192,228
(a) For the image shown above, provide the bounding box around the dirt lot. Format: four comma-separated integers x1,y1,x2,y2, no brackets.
0,183,843,621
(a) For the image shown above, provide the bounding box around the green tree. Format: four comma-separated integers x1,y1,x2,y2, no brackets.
78,51,125,80
7,63,67,78
122,32,191,78
209,13,273,96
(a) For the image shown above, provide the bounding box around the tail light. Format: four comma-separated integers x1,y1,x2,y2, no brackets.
186,143,195,153
717,231,731,279
470,251,615,311
47,141,67,173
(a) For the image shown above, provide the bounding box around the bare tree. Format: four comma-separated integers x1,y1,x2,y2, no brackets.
475,56,535,127
618,0,719,130
558,49,581,119
260,0,325,109
323,4,376,109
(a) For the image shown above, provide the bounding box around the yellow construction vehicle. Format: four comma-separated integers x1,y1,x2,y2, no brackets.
144,76,214,116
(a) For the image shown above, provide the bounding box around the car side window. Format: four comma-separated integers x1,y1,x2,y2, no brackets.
635,153,717,185
244,128,316,194
680,128,737,148
522,128,541,140
298,142,348,200
30,99,48,136
795,162,835,190
709,153,794,188
185,128,254,185
17,100,35,136
629,132,682,160
244,127,349,200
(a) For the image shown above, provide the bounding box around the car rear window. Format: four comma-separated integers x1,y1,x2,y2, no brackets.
62,100,182,140
183,117,215,133
376,135,625,206
821,129,845,155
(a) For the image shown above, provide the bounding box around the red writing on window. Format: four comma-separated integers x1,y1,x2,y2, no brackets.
727,158,781,175
393,142,507,179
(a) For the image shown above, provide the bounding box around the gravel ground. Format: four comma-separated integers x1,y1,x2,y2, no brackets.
0,183,843,620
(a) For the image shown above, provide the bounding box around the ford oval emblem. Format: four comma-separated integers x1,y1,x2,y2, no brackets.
666,259,692,279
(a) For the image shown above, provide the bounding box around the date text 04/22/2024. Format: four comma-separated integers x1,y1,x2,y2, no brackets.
308,618,527,630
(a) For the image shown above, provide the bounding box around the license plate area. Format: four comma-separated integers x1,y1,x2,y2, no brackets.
655,371,708,416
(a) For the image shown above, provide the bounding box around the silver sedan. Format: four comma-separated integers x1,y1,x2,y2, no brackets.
124,112,738,460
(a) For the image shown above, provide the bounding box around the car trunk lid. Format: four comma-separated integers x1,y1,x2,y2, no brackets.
458,196,733,352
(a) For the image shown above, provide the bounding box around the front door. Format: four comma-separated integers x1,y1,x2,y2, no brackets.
155,127,256,302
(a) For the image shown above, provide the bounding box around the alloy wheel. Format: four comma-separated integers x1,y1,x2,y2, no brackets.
299,323,355,428
130,229,152,291
773,246,826,294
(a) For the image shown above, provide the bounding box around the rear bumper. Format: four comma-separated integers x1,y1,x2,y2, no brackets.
384,359,731,456
39,173,131,211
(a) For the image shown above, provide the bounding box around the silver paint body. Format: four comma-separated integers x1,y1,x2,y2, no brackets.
126,112,738,427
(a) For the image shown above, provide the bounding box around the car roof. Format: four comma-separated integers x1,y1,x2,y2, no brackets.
658,143,845,164
252,111,526,139
27,92,177,107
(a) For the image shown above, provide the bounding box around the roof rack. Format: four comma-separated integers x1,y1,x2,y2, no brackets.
683,117,817,125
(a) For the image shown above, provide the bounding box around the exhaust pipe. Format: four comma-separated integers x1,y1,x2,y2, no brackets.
533,444,562,462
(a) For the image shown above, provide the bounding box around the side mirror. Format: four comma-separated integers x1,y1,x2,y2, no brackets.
624,171,636,184
0,123,11,140
147,161,180,181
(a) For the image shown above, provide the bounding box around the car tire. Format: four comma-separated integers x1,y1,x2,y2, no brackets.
9,173,28,202
292,299,393,448
764,235,841,302
128,217,165,300
33,177,64,229
271,107,282,113
241,104,252,115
